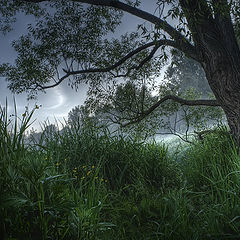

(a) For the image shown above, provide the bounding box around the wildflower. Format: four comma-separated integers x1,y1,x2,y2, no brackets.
100,178,104,182
56,162,60,167
35,104,42,109
105,180,108,183
64,158,67,162
82,165,86,169
92,165,95,169
73,168,77,173
87,171,91,176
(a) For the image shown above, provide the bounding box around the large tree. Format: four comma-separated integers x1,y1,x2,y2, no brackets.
1,0,240,141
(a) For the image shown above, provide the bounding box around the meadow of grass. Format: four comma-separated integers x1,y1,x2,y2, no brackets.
1,104,240,240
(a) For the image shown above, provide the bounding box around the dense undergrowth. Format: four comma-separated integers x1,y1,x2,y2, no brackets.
1,105,240,240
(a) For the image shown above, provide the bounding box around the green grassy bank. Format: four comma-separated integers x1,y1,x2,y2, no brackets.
1,106,240,240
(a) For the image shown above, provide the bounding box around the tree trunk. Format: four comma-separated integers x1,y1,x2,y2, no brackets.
179,0,240,143
206,64,240,143
205,65,240,143
200,32,240,143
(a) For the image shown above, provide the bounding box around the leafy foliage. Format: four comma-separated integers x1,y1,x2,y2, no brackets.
67,77,223,142
0,0,229,140
0,0,44,34
1,103,240,239
0,2,124,97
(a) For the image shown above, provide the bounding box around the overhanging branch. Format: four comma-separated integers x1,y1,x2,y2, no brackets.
122,95,220,127
40,39,177,89
23,0,199,61
74,0,197,58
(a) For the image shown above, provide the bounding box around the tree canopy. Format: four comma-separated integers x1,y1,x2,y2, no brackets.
1,0,240,141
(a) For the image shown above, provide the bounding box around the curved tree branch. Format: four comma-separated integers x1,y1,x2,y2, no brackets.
136,44,159,70
40,39,177,89
22,0,199,61
75,0,198,58
122,95,221,127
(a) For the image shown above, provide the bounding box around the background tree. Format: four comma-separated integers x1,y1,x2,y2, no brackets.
85,80,161,140
164,50,211,96
68,105,93,128
1,0,240,141
68,78,223,142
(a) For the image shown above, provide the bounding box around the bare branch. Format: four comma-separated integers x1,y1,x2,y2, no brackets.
122,95,220,127
155,131,194,144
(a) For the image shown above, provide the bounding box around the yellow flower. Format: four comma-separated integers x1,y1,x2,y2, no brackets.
100,178,104,182
91,165,95,169
56,162,60,167
87,171,91,176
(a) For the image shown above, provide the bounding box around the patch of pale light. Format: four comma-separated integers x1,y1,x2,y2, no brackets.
46,88,66,110
150,64,170,97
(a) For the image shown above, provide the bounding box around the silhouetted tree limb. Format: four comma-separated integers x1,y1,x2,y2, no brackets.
122,95,220,127
39,39,178,89
22,0,198,61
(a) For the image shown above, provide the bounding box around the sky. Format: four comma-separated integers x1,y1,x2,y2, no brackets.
0,1,165,132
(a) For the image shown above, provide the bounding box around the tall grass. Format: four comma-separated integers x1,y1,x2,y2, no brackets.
180,130,240,239
1,102,240,239
0,104,112,240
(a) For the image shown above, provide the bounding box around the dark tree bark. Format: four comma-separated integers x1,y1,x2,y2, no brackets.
179,0,240,142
